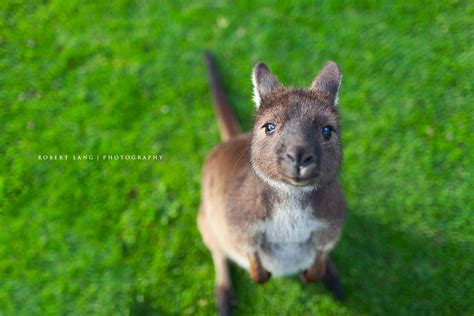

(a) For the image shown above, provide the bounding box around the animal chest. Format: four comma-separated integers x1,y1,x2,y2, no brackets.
259,203,327,276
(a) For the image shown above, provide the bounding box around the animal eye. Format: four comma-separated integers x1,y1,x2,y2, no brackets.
262,122,277,135
322,126,333,140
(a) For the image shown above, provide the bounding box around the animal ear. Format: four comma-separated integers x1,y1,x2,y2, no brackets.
252,63,281,108
310,61,342,106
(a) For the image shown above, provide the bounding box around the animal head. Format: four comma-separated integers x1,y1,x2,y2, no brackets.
250,61,343,192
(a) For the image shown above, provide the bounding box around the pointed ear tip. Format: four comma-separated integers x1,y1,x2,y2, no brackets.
326,61,342,74
326,60,340,68
253,62,269,72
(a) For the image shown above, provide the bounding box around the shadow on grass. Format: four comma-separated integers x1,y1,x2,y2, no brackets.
129,291,166,316
231,212,472,315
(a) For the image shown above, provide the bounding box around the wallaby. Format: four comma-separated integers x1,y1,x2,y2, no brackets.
198,52,346,316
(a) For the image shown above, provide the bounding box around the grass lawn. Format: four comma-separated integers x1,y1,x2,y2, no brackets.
1,1,473,315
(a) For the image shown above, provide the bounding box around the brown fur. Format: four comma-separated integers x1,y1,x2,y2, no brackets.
199,53,346,315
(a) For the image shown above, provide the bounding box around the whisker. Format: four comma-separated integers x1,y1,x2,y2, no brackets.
232,147,247,169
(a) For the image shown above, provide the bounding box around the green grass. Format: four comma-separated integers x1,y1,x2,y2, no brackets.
1,1,473,315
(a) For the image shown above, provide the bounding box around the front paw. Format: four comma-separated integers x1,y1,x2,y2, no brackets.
249,266,271,284
300,264,326,283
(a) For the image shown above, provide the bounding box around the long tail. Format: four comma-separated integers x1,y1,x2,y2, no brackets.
204,51,241,141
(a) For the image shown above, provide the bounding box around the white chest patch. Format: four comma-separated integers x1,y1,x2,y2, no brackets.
259,200,327,276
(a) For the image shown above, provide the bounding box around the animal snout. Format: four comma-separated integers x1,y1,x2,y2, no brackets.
286,147,315,166
282,146,317,180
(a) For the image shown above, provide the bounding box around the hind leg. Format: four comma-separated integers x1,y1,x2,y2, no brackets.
300,251,344,301
212,251,233,316
198,208,233,316
322,259,345,301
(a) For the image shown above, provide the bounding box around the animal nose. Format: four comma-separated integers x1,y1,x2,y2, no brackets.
286,147,315,167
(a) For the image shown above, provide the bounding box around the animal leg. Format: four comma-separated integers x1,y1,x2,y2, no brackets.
300,250,327,283
322,259,345,301
197,209,234,315
248,252,271,284
212,251,234,316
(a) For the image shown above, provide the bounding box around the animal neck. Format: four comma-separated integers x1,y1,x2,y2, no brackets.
249,165,316,212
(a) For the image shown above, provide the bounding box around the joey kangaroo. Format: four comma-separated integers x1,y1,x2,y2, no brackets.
198,52,346,316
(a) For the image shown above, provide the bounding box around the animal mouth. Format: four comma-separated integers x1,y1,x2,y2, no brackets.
278,158,320,187
283,176,317,187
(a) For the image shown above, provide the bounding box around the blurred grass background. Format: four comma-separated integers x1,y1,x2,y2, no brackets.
1,1,473,315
